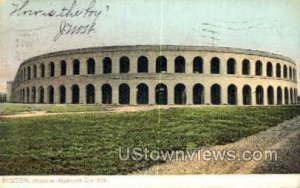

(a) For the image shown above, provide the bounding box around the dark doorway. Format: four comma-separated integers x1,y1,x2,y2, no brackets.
193,84,204,104
119,84,130,104
155,84,168,105
137,84,149,104
174,84,186,104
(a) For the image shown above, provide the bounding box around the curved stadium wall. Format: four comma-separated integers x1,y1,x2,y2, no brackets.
10,45,298,105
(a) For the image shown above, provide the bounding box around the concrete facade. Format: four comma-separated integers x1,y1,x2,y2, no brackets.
9,45,298,105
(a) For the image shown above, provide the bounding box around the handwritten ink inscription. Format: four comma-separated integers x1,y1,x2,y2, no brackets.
9,0,110,41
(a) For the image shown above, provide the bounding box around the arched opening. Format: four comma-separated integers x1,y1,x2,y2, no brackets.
242,59,250,75
227,84,237,105
72,85,80,104
103,57,112,74
49,62,55,77
155,84,168,105
59,85,66,104
119,84,130,104
277,87,282,105
38,87,44,103
256,86,264,105
289,67,292,80
283,65,287,78
137,56,148,73
73,59,80,75
193,84,204,104
156,56,167,73
243,85,252,105
267,62,273,77
31,87,36,103
40,64,45,78
22,88,25,103
227,58,236,74
174,84,186,104
284,87,289,104
276,63,281,78
87,58,95,74
193,57,203,73
61,60,67,76
27,67,31,80
102,84,112,104
26,87,30,103
48,86,54,104
175,56,185,73
137,83,149,104
255,60,262,76
290,88,293,104
86,84,95,104
267,86,274,105
120,56,130,73
211,57,220,74
211,84,221,104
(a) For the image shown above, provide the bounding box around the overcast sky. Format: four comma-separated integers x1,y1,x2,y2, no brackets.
0,0,299,93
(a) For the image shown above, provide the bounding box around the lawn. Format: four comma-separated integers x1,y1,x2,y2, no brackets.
0,106,299,175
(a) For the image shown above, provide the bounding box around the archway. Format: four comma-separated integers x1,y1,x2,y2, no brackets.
138,56,148,73
137,83,149,104
255,60,262,76
73,59,80,75
86,84,95,104
87,58,95,74
31,87,36,103
61,60,67,76
267,86,274,105
193,84,204,104
103,57,112,74
120,56,130,73
243,85,252,105
174,84,186,104
227,84,237,105
59,85,66,104
267,62,273,77
119,84,130,104
256,86,264,105
277,87,282,105
284,87,289,104
102,84,112,104
48,86,54,104
227,58,236,74
156,56,167,73
72,85,80,104
242,59,250,75
211,84,221,104
155,84,168,105
211,57,220,74
38,86,44,103
193,57,203,73
175,56,185,73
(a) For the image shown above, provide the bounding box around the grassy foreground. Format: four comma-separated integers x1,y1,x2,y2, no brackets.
0,106,299,175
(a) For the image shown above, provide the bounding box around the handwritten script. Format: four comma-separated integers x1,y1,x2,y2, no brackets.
9,0,110,41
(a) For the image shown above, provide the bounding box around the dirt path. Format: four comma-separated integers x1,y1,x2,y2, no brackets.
135,116,300,174
0,105,172,118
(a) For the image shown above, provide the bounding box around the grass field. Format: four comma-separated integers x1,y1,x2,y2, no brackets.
0,106,299,175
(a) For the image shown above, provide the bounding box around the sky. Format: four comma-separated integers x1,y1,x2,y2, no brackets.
0,0,299,93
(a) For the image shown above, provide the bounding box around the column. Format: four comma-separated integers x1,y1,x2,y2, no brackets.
168,83,174,105
168,56,174,73
237,87,243,106
79,84,85,104
67,59,73,75
112,84,119,105
204,85,211,105
80,58,87,75
130,84,136,105
221,86,227,105
148,83,155,105
95,85,101,104
66,86,72,104
130,56,137,74
54,86,60,104
186,84,193,105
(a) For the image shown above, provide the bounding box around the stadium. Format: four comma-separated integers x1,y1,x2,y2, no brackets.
8,45,298,105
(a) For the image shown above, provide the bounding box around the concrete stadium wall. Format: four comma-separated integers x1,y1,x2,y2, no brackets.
10,45,298,105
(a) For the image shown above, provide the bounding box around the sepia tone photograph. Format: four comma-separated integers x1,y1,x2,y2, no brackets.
0,0,299,187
